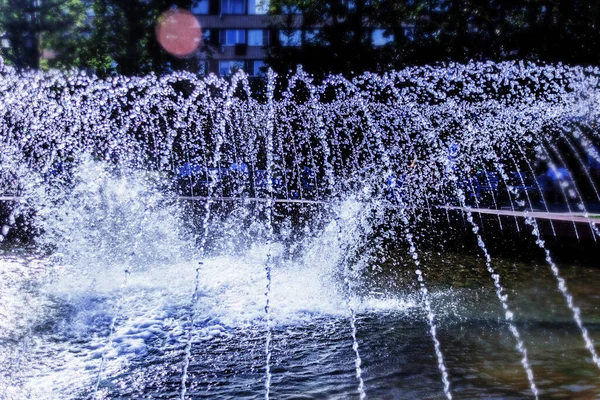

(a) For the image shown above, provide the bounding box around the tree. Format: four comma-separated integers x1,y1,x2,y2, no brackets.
80,0,155,76
81,0,207,76
0,0,88,69
266,0,438,78
265,0,600,77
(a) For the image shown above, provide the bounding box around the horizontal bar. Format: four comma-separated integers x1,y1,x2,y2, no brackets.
2,195,598,225
439,205,600,225
179,196,330,205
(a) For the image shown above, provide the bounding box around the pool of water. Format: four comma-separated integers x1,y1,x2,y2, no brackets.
1,248,599,399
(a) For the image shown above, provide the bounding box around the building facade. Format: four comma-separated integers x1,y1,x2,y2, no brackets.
189,0,397,77
191,0,285,77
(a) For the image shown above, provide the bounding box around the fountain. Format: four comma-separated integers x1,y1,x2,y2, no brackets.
1,60,599,399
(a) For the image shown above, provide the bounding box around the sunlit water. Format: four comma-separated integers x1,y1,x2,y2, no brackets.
1,60,600,398
1,248,599,399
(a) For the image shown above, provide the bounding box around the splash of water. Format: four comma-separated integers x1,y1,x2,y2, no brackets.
1,60,600,398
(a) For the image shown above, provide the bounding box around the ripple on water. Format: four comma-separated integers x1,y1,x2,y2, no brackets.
1,250,600,399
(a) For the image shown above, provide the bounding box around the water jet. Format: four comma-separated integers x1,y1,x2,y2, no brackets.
1,61,599,398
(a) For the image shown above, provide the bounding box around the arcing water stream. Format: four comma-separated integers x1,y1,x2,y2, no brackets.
1,60,600,398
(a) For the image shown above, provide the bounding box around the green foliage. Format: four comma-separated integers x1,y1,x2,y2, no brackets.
266,0,398,77
0,0,88,69
0,0,206,76
266,0,600,78
2,0,600,76
80,0,157,76
81,0,205,77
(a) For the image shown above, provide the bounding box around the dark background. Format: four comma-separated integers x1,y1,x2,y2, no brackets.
1,0,599,78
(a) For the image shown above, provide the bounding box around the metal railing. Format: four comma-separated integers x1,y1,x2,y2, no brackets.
1,194,598,225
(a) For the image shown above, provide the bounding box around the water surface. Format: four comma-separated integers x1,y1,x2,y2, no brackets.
1,248,598,399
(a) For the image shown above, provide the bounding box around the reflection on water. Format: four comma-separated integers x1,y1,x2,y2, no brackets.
0,249,598,399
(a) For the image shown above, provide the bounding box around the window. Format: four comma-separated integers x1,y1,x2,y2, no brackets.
249,60,266,76
248,29,269,46
248,0,269,14
219,60,245,76
220,29,246,45
432,0,449,12
305,29,324,45
282,4,301,13
279,30,301,46
202,29,211,44
372,29,393,46
221,0,245,14
198,61,209,76
191,0,209,14
227,29,246,45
